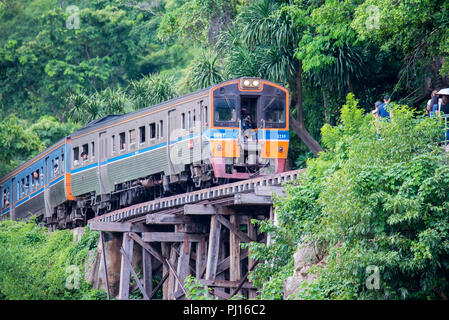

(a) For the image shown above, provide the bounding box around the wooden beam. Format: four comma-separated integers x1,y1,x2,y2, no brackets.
216,251,249,276
161,243,169,300
234,193,272,205
120,247,149,300
142,247,152,297
175,223,204,233
184,204,216,215
149,272,168,300
128,232,166,265
165,248,188,299
230,215,241,287
230,260,260,298
89,221,147,233
195,239,207,278
143,232,206,242
175,240,191,294
247,218,258,299
118,233,134,300
209,288,231,300
99,232,110,300
146,213,194,224
255,186,286,197
215,215,254,243
205,216,221,280
167,244,177,300
199,279,255,289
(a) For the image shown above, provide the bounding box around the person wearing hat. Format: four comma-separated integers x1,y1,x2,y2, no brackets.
376,95,391,119
371,101,382,117
437,88,449,115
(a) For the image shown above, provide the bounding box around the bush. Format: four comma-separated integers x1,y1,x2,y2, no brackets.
249,93,449,299
0,219,105,300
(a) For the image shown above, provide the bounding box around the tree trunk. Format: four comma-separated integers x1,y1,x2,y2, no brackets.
290,60,323,157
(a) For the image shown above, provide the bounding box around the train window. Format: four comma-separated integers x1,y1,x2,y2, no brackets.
149,123,156,139
54,157,60,176
203,106,208,125
112,135,116,153
33,169,40,188
214,97,237,124
139,126,146,144
193,109,196,127
159,120,164,138
82,144,89,161
263,96,286,126
181,113,186,129
2,188,10,207
25,176,30,194
129,129,136,146
61,154,64,173
91,142,95,158
21,178,25,196
73,147,79,165
187,111,191,129
119,132,126,150
41,166,44,185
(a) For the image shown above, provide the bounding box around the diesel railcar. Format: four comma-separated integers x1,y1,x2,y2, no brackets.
0,78,289,229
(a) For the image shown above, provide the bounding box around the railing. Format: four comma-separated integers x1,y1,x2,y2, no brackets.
439,114,449,146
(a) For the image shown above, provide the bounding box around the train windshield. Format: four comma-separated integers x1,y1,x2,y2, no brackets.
213,97,237,126
262,96,286,127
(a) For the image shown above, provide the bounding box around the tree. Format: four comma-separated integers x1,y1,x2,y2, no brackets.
0,115,44,177
221,0,323,155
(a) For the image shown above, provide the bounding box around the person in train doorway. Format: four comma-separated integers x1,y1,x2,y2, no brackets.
240,107,251,142
377,95,392,120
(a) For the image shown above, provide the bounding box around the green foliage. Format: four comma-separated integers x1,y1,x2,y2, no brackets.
184,275,215,300
29,115,80,147
0,219,105,300
0,115,44,177
250,94,449,299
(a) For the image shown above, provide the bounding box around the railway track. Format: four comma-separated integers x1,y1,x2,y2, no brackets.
88,169,304,224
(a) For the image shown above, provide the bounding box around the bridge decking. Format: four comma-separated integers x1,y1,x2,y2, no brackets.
88,169,304,300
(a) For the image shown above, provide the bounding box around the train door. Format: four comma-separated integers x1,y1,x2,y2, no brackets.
10,178,15,220
98,131,109,195
167,109,177,175
43,156,51,218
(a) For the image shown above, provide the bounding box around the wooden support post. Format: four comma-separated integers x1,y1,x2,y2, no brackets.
118,232,134,300
143,246,152,297
167,244,178,300
230,215,241,290
247,217,257,299
161,243,169,300
175,239,191,295
120,247,149,300
99,232,111,300
195,237,207,278
205,216,221,281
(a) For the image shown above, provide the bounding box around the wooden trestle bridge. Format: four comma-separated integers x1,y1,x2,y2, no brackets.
87,169,304,300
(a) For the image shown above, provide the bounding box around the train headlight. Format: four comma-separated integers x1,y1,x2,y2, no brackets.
216,144,222,151
240,78,261,90
278,146,284,153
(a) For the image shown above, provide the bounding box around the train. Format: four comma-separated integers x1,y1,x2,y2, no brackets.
0,78,289,229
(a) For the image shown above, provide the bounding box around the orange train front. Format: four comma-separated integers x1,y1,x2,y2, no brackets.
206,78,289,179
